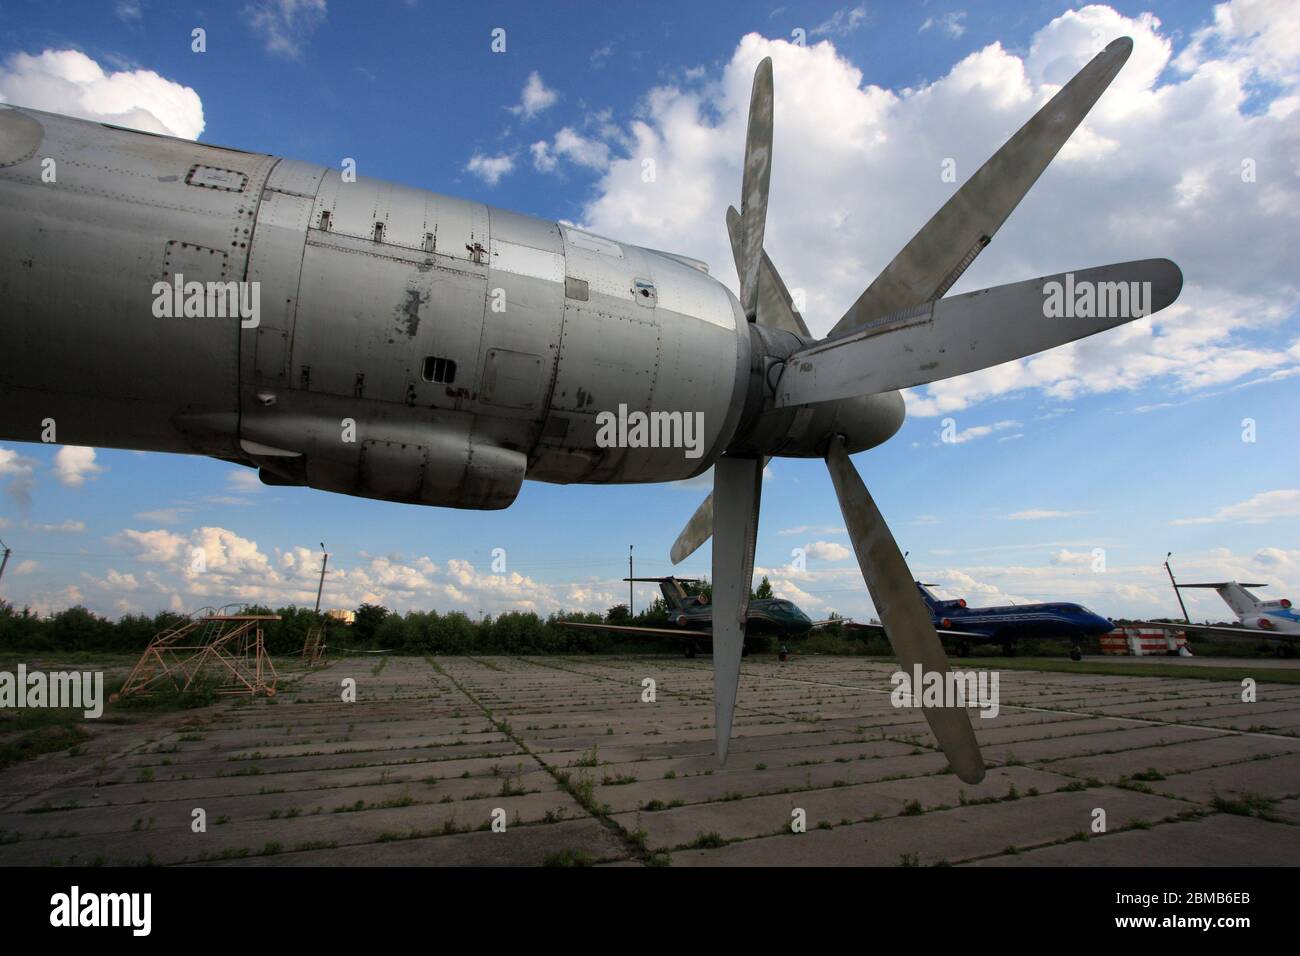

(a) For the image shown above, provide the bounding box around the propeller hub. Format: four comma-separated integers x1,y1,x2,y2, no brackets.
726,323,905,458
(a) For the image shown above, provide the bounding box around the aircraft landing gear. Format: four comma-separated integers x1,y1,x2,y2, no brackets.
1001,641,1017,657
686,643,697,659
1069,643,1083,662
956,640,972,658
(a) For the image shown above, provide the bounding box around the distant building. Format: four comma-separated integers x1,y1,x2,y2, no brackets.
326,608,356,625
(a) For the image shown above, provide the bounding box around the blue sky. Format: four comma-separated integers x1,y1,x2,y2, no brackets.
0,0,1297,623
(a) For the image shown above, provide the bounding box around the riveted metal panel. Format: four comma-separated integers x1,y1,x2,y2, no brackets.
185,164,248,192
244,183,316,392
0,107,43,167
562,226,623,258
0,107,275,455
529,238,743,484
312,172,488,262
490,206,564,252
162,240,230,282
482,349,543,409
292,236,486,408
475,207,566,425
492,240,564,283
649,251,736,330
264,157,327,197
360,438,427,502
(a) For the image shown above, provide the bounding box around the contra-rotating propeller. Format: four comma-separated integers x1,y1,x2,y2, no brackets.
675,38,1182,785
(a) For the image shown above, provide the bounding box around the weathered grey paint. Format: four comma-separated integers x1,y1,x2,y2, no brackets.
825,436,985,783
709,453,763,763
778,259,1184,409
830,37,1135,337
0,107,274,458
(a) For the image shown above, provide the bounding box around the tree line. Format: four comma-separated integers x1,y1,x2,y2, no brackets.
0,576,864,656
0,599,759,656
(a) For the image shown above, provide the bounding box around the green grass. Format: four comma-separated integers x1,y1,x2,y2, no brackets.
116,677,223,710
0,724,90,771
689,831,726,849
0,674,127,770
861,655,1300,684
543,848,594,867
1130,768,1166,782
0,653,137,672
0,661,289,772
1211,792,1278,820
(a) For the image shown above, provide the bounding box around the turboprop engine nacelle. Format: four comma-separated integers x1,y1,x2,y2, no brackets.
0,106,751,509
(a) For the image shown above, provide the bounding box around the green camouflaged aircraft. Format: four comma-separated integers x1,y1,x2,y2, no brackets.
558,577,835,657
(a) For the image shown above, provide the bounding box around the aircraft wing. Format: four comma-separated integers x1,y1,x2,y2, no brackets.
845,621,987,641
1132,621,1294,641
555,621,708,640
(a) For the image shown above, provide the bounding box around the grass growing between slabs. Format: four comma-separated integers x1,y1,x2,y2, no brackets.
882,656,1300,685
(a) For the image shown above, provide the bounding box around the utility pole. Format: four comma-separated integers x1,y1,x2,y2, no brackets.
1165,552,1190,624
314,542,329,615
628,545,634,617
0,538,11,592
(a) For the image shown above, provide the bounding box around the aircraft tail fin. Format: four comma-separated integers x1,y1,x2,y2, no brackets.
1177,582,1267,621
624,576,700,612
915,582,942,612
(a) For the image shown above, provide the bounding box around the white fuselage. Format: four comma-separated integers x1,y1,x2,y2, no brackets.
1214,583,1300,636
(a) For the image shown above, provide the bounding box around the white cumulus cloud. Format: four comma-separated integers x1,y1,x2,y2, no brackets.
244,0,328,58
805,540,851,561
53,447,104,487
511,71,558,119
0,48,204,139
466,152,514,186
570,4,1299,418
1172,488,1300,525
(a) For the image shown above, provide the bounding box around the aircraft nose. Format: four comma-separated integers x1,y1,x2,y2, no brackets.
1089,613,1114,634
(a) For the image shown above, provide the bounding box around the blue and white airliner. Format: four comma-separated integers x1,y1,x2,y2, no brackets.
1138,582,1300,644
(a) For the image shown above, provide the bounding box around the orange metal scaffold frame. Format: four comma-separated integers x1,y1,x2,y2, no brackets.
301,622,326,666
118,609,281,699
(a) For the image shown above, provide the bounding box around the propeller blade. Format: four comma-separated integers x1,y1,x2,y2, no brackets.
669,457,779,566
739,57,773,316
825,437,985,783
670,491,714,565
725,204,745,286
727,205,810,337
778,258,1181,408
831,36,1134,336
710,454,763,763
758,249,811,338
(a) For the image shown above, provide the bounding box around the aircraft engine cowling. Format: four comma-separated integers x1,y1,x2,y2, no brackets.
244,416,526,510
